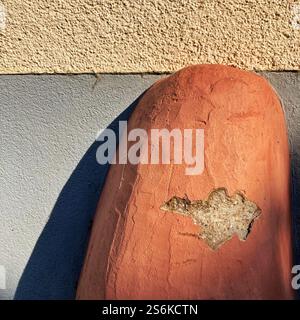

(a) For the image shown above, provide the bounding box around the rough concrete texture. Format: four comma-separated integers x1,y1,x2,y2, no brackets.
160,188,261,250
0,72,299,300
0,0,299,73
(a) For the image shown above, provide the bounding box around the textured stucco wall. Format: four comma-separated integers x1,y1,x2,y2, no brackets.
0,0,299,74
0,72,299,300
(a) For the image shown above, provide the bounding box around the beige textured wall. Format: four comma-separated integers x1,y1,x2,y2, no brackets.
0,0,299,73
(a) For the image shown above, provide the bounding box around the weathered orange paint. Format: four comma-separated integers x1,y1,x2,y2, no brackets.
77,65,294,300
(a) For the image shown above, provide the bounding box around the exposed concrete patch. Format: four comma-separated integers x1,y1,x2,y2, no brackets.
160,188,261,250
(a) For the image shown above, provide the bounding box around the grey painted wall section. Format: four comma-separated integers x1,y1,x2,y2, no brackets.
0,74,164,300
0,72,299,300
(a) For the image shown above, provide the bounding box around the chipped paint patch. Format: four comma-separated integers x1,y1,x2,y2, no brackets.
160,188,261,250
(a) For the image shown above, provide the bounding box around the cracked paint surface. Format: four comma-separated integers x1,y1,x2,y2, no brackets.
161,188,261,249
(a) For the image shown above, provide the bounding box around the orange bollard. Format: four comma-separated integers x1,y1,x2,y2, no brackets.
77,65,294,300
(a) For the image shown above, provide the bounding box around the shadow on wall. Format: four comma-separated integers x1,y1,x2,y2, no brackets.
14,94,144,300
292,143,300,267
291,137,300,300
